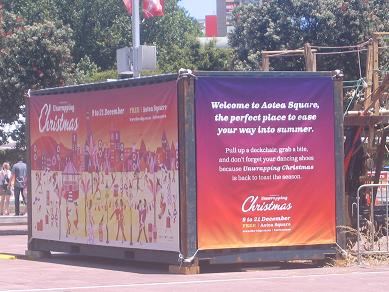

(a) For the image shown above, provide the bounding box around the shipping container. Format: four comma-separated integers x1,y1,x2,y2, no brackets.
27,71,345,271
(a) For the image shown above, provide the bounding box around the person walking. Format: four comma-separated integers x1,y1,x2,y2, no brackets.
11,156,27,216
0,162,12,215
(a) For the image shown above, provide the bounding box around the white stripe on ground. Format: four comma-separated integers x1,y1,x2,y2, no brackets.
1,269,389,292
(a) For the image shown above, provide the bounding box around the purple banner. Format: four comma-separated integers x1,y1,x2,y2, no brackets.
196,76,336,249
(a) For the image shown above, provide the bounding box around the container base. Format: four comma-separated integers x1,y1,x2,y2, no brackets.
168,264,200,274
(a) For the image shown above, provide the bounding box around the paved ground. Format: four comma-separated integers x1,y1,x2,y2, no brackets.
0,214,27,239
1,228,389,292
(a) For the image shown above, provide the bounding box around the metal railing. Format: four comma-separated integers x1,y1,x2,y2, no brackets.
356,183,389,264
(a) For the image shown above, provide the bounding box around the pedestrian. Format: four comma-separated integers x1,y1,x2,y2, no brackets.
11,155,27,216
0,162,12,215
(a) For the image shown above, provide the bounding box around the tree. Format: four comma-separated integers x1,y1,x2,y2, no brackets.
0,8,75,146
230,0,389,79
142,0,201,72
2,0,131,70
3,0,236,74
4,0,203,72
193,41,234,71
0,0,236,148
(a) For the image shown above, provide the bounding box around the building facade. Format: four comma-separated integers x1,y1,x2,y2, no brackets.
216,0,259,37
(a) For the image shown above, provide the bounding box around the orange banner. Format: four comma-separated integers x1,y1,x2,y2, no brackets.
29,81,180,251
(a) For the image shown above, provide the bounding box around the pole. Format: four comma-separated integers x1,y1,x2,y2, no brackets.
304,43,316,72
132,0,140,77
372,35,379,114
261,53,269,71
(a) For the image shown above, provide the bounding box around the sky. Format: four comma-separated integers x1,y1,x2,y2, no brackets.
178,0,216,20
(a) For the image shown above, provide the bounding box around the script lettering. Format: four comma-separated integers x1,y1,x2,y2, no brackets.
38,104,79,133
241,195,293,213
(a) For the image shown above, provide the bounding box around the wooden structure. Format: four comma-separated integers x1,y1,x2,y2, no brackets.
261,34,389,173
345,33,389,182
343,32,389,225
262,43,317,71
260,33,389,227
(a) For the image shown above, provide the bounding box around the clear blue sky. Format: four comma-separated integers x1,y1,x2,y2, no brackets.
178,0,216,19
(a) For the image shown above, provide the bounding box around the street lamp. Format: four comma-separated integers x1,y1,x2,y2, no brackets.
132,0,140,77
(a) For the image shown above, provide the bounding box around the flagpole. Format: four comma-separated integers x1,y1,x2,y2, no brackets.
132,0,140,77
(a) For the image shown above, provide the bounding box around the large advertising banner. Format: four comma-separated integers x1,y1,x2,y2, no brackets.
196,76,336,249
29,81,179,251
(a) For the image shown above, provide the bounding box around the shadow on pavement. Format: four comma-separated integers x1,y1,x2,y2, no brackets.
1,232,329,275
7,250,327,275
18,252,172,274
201,260,326,273
19,252,326,275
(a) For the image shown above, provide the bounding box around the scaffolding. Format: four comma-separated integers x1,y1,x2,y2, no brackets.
260,32,389,229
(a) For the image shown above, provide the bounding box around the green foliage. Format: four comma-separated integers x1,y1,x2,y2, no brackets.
84,69,118,83
0,0,235,147
4,0,203,72
2,0,232,75
83,69,169,84
0,8,75,146
9,120,25,150
230,0,389,78
0,148,25,166
74,55,100,84
193,40,234,71
142,0,201,72
3,0,131,70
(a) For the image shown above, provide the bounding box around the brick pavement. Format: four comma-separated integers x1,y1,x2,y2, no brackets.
1,234,389,292
0,223,27,236
0,214,27,236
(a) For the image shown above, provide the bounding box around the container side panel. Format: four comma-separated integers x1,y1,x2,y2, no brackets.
29,80,180,252
195,76,336,249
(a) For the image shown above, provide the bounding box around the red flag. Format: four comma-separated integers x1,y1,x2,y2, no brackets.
143,0,164,18
123,0,132,15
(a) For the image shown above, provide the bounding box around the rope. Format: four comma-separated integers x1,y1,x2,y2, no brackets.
344,127,364,174
335,243,349,259
344,79,363,117
316,48,367,55
266,51,305,58
264,47,305,58
312,40,370,49
344,85,361,89
357,49,362,79
343,78,365,89
344,79,364,84
178,249,199,267
268,53,305,58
